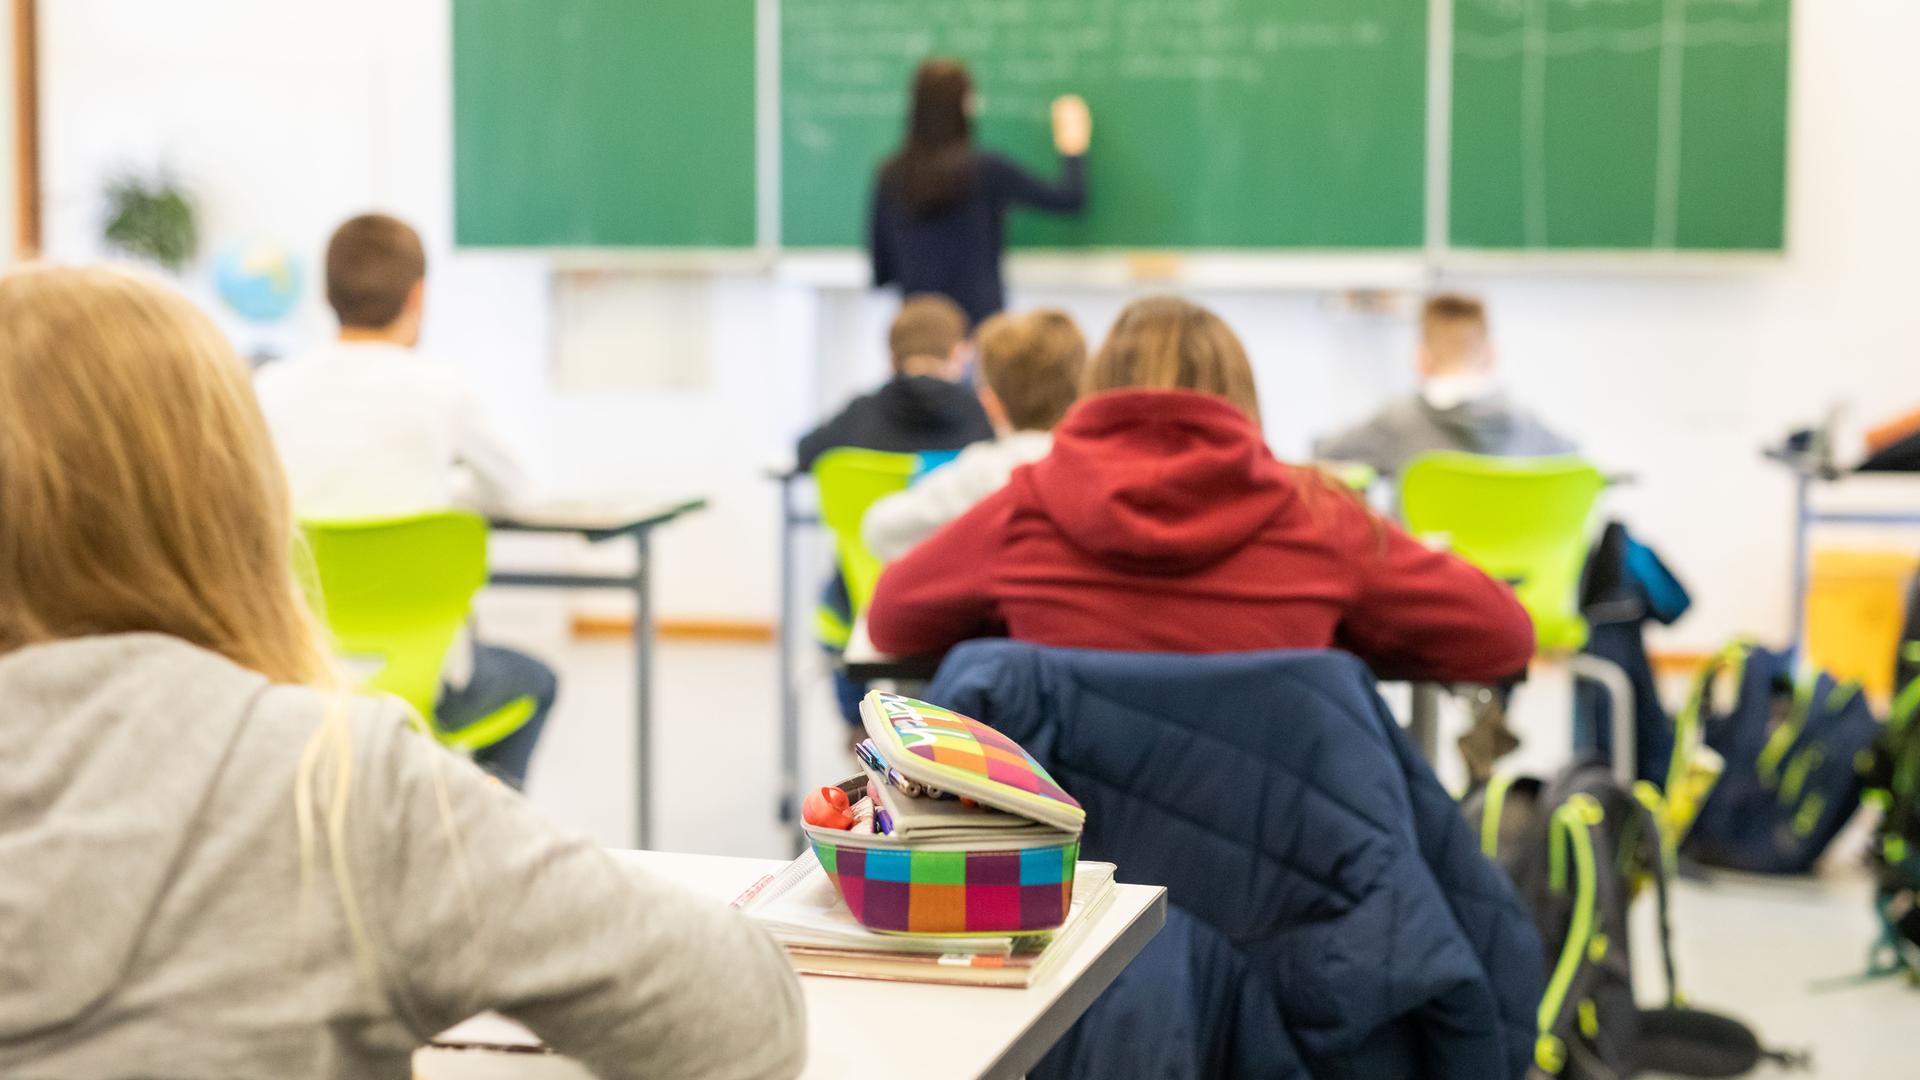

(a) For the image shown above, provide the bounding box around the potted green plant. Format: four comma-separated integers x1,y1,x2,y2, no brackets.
101,171,199,271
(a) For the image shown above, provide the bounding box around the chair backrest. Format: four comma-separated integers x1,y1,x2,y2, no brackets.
1400,453,1606,653
298,511,489,721
811,448,920,616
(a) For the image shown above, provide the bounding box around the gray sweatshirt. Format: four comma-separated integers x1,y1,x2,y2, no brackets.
1313,391,1577,478
0,634,804,1080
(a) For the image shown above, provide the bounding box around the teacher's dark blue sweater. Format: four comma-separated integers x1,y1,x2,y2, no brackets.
869,152,1087,327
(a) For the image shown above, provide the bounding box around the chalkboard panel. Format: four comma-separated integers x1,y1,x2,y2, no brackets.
780,0,1432,250
446,0,1791,257
1449,0,1790,252
453,0,758,248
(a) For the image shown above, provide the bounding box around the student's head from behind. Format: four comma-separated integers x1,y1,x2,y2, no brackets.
1418,293,1494,380
974,309,1086,435
889,293,971,381
0,265,333,685
326,213,427,347
1084,295,1262,425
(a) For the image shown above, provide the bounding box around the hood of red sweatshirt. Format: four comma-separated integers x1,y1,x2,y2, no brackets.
1023,389,1295,575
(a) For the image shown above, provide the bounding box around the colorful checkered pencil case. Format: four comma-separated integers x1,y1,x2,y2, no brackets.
803,691,1085,937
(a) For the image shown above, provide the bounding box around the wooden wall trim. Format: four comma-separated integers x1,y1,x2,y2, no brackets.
571,614,776,644
13,0,36,256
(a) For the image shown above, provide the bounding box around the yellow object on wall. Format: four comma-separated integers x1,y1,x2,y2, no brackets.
1806,549,1918,701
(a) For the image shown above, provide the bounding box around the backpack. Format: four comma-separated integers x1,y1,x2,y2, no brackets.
1465,762,1803,1078
1675,642,1881,875
1860,648,1920,979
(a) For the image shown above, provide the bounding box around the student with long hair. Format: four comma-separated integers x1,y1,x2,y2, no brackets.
870,58,1092,326
0,266,803,1078
866,296,1536,684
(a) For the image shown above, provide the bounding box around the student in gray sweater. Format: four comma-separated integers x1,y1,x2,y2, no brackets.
0,266,804,1080
1315,294,1575,477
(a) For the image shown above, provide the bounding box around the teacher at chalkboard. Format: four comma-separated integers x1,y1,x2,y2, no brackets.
869,59,1092,327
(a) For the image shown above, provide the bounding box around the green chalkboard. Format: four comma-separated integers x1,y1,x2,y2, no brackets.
1449,0,1790,251
453,0,758,248
780,0,1431,250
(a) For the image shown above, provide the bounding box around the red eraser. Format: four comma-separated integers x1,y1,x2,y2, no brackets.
802,785,855,830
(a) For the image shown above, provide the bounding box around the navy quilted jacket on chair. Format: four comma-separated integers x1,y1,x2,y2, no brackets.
927,641,1543,1080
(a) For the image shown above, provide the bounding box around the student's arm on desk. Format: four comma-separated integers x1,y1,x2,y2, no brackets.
353,709,804,1080
866,490,1008,657
1866,408,1920,455
1331,507,1536,685
450,383,538,514
1310,414,1395,475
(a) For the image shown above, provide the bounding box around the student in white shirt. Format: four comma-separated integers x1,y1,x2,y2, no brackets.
255,214,554,788
863,309,1087,562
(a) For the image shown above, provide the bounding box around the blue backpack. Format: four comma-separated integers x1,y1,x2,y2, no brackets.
1677,643,1881,875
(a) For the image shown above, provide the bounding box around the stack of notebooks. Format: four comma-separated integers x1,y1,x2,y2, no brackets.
733,851,1117,988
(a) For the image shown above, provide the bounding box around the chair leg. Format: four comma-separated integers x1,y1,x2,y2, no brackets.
1566,653,1637,788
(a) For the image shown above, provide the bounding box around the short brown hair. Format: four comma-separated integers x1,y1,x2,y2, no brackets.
889,294,969,370
325,214,426,330
1084,296,1261,424
976,310,1086,431
1421,293,1490,369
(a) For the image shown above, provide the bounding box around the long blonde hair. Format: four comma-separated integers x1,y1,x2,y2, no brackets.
1085,294,1377,534
1084,295,1263,425
0,264,336,680
0,265,427,973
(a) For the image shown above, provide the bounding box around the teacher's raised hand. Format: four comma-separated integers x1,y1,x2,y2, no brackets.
1052,94,1092,156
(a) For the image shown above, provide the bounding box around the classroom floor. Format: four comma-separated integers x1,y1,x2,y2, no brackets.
478,599,1913,1078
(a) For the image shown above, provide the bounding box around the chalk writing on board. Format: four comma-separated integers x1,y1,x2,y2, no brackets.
785,0,1401,128
1453,0,1786,248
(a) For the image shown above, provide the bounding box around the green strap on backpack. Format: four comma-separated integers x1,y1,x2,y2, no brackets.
1466,764,1804,1077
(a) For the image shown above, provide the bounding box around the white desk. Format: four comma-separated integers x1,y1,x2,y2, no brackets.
486,497,707,849
416,850,1167,1080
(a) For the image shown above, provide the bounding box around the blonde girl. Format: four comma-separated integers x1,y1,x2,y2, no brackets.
0,266,802,1078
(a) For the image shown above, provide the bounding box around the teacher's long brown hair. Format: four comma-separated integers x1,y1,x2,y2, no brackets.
882,58,976,217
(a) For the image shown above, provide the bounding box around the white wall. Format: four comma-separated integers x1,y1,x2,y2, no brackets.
36,0,1920,650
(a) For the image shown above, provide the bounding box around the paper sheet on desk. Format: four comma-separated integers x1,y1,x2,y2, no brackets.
417,1014,588,1080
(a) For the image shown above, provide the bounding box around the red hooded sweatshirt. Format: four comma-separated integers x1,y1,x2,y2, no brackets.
867,388,1535,683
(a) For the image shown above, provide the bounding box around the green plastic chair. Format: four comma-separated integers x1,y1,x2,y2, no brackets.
1400,453,1606,653
811,448,920,647
297,511,536,753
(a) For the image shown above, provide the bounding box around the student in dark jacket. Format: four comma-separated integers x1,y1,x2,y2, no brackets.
868,296,1536,685
796,293,992,470
869,59,1091,327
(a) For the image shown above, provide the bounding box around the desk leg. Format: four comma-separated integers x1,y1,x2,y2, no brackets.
1409,683,1441,763
634,531,654,850
1789,469,1811,661
778,479,800,841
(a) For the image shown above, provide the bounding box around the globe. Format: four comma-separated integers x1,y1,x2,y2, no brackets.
213,242,304,323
